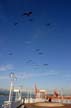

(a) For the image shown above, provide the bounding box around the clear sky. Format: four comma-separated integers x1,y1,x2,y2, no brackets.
0,0,71,91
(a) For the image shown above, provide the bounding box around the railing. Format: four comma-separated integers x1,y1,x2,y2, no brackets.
52,99,71,104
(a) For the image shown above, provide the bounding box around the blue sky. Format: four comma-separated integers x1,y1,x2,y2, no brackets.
0,0,71,91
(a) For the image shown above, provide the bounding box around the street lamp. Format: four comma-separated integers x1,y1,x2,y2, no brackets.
9,72,16,102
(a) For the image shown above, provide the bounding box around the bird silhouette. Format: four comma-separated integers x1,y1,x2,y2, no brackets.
43,64,48,66
26,59,32,63
38,52,43,55
29,19,33,22
8,52,13,56
22,11,32,16
35,49,40,52
45,23,51,26
14,22,18,26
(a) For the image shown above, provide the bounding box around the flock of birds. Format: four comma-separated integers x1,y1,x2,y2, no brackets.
13,11,33,26
13,10,51,27
26,48,48,67
7,7,53,69
8,48,48,68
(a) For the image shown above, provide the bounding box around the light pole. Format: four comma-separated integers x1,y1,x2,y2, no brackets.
61,88,64,103
9,72,16,102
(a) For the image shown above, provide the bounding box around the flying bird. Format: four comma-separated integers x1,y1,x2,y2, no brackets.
14,22,18,26
22,11,32,16
35,49,40,52
26,59,32,63
38,52,43,55
43,64,48,66
45,23,51,26
8,50,13,56
29,19,33,22
8,52,13,56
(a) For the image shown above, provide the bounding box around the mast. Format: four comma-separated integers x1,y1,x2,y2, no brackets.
9,72,16,102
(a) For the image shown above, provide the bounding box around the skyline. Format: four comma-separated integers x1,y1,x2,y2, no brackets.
0,0,71,90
